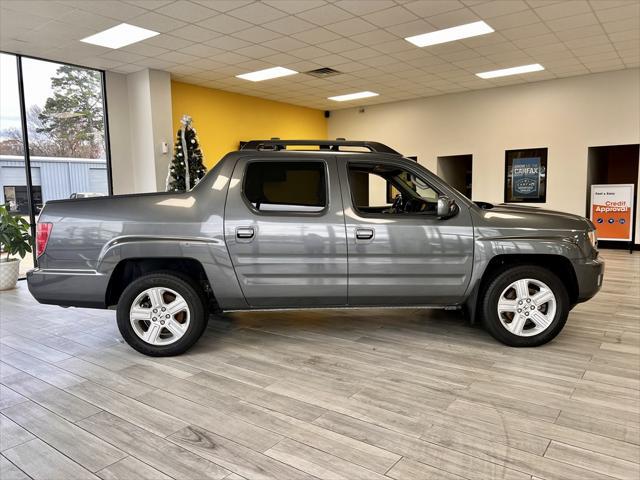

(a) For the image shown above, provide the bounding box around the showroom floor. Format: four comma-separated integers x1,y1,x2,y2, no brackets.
0,249,638,480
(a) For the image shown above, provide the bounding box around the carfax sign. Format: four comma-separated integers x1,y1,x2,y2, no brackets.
511,157,541,199
590,184,634,241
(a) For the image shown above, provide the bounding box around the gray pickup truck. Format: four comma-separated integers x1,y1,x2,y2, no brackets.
28,139,603,356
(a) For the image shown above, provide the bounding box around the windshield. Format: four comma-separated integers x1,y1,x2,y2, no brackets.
393,170,439,202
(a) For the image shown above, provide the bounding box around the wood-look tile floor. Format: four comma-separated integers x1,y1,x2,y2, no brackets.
0,249,638,480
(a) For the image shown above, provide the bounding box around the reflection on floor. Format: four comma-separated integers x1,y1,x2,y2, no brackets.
0,249,638,480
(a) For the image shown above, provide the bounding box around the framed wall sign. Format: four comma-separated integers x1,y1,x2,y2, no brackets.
590,183,634,241
504,148,548,203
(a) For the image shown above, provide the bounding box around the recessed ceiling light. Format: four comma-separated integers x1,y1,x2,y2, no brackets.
405,21,494,47
80,23,159,49
476,63,545,79
328,91,379,102
236,67,298,82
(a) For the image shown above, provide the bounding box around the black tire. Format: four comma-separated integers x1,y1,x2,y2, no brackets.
116,272,208,356
481,265,569,347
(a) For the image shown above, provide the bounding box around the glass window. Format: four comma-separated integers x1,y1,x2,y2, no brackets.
243,161,326,213
348,163,439,215
21,57,109,204
0,53,32,277
1,53,111,278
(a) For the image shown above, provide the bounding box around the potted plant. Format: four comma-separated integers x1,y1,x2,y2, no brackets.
0,204,32,290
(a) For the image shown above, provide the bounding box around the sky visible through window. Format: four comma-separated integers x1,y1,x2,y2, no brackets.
0,53,106,160
0,53,59,134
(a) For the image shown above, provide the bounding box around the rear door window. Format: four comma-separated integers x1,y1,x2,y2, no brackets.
243,161,327,213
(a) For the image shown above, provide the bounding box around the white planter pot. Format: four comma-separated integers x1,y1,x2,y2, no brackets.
0,259,20,291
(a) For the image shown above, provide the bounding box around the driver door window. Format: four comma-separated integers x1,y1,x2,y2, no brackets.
348,163,438,214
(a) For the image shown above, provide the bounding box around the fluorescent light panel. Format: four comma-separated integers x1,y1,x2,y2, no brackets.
476,63,545,79
236,67,298,82
405,21,494,47
328,91,379,102
81,23,159,49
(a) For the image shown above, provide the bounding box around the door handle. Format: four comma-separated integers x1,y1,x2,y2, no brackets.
355,228,374,240
236,227,255,239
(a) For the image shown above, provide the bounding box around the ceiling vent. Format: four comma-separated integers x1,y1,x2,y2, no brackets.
304,67,341,78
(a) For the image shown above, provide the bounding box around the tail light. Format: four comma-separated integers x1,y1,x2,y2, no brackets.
36,222,52,258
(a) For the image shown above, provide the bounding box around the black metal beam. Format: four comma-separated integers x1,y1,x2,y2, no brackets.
100,70,114,196
15,55,37,266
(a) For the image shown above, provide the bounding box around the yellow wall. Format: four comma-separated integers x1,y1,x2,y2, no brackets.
171,81,327,168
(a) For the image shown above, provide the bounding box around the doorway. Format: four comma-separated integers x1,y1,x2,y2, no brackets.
586,144,639,247
437,154,472,198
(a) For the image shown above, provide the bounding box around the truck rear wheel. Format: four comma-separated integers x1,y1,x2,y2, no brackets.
116,272,208,356
481,265,569,347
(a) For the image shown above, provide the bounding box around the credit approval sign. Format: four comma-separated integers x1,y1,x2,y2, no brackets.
590,184,634,241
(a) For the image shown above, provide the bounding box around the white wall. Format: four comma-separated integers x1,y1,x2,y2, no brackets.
105,69,173,194
104,71,133,195
147,70,173,192
328,68,640,244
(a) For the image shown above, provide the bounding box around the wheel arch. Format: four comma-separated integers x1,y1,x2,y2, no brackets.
105,257,218,311
465,254,579,324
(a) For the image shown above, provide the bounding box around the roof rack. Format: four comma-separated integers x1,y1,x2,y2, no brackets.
240,138,400,155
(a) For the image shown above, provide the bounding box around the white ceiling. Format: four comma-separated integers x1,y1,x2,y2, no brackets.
1,0,638,109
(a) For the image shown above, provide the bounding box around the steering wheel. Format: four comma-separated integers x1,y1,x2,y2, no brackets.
391,193,404,213
404,198,428,213
404,198,435,213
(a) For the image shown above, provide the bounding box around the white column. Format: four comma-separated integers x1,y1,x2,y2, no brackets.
104,71,133,195
105,69,173,194
148,69,173,192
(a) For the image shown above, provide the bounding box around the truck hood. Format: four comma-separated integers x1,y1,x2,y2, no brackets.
473,201,593,232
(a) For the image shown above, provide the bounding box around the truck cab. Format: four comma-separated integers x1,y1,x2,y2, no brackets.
224,147,473,309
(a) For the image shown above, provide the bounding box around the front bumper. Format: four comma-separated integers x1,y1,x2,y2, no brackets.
573,256,605,303
27,268,108,309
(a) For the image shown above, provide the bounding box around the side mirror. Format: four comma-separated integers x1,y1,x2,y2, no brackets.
437,196,457,219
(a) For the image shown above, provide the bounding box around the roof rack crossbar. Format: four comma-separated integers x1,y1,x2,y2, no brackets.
240,139,400,155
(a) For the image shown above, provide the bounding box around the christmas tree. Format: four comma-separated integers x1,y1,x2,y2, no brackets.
167,115,207,192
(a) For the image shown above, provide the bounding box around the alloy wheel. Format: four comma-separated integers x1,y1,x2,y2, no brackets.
129,287,191,345
497,278,557,337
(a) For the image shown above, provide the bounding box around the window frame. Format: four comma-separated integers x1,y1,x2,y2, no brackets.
240,158,330,217
0,50,113,275
504,147,548,204
1,51,114,196
346,159,442,218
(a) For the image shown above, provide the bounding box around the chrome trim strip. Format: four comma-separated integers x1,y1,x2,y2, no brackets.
224,304,461,313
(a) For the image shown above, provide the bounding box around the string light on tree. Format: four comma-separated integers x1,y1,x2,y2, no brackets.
166,114,207,192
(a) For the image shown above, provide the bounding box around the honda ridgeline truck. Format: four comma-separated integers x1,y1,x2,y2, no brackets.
27,140,604,356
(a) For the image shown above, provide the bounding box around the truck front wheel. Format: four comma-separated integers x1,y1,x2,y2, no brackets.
481,265,569,347
116,272,208,356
